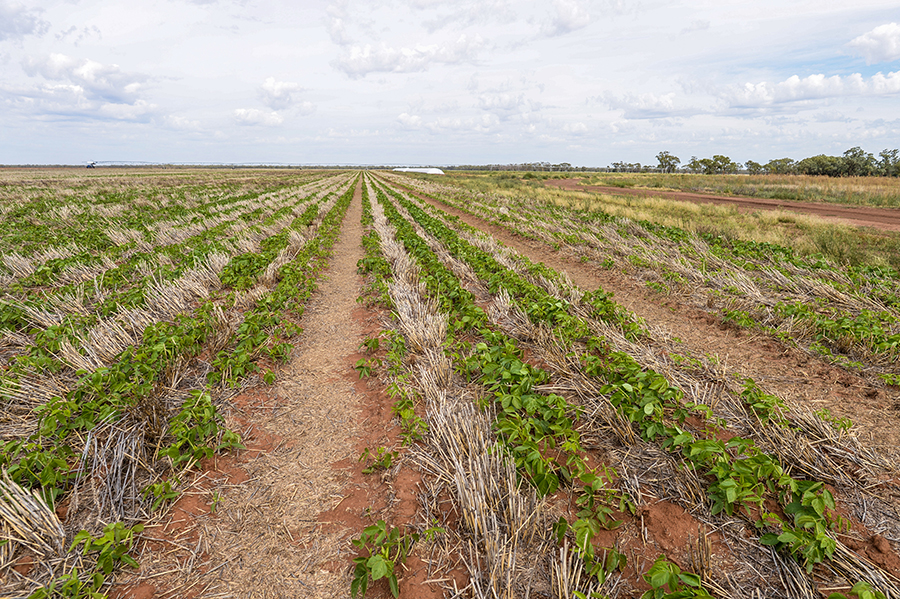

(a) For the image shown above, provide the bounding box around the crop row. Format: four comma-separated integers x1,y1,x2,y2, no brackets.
362,174,900,598
0,174,353,378
0,172,358,598
0,172,343,296
384,173,900,381
0,170,331,256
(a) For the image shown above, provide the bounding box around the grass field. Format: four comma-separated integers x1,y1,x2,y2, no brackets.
450,170,900,208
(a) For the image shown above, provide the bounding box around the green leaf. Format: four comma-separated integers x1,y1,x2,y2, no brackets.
368,554,390,580
679,572,702,587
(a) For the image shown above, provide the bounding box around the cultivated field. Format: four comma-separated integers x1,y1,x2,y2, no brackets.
1,168,899,599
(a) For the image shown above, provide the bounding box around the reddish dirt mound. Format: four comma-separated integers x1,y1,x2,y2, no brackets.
545,178,900,232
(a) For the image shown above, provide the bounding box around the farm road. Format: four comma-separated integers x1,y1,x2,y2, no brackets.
545,178,900,232
405,186,900,456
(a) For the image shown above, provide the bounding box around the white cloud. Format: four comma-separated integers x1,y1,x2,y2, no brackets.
233,108,283,126
681,20,710,34
98,99,157,121
397,112,422,128
295,101,316,115
546,0,590,36
425,113,498,133
22,53,146,104
417,0,516,33
563,121,588,133
8,53,156,122
848,23,900,65
325,0,352,45
55,25,102,46
723,72,900,107
597,91,679,118
165,115,201,130
478,93,523,112
333,34,483,78
259,77,302,110
477,92,534,120
1,81,158,123
0,1,49,42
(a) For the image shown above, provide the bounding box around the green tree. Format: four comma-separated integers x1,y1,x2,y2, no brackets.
878,148,899,177
711,155,741,174
764,157,796,175
745,160,764,175
656,151,681,173
690,155,740,174
796,154,844,177
842,146,876,177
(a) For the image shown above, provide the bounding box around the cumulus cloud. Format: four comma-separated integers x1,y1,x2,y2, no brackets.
325,0,352,45
233,108,283,126
478,93,523,112
723,71,900,107
22,53,146,104
547,0,590,35
848,23,900,65
9,53,156,122
0,1,49,42
563,121,588,134
98,99,157,121
596,91,679,119
2,81,157,122
397,112,422,128
333,34,483,78
259,77,302,110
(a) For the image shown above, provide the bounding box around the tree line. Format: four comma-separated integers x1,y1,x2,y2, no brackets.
646,148,900,177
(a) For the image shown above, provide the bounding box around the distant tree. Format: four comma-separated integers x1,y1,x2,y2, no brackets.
764,158,796,175
656,151,681,173
878,149,900,177
711,155,741,174
686,156,702,173
796,154,844,177
842,146,876,177
611,161,642,172
745,160,764,175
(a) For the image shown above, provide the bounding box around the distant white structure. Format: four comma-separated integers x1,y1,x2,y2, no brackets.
392,167,445,175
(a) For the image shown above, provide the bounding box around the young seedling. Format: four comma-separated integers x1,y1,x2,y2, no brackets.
359,446,398,474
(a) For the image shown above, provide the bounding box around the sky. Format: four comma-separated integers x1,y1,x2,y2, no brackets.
1,0,899,166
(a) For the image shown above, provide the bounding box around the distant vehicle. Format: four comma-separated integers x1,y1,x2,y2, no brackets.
86,161,97,168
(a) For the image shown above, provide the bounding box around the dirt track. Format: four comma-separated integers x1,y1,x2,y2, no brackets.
544,178,900,232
